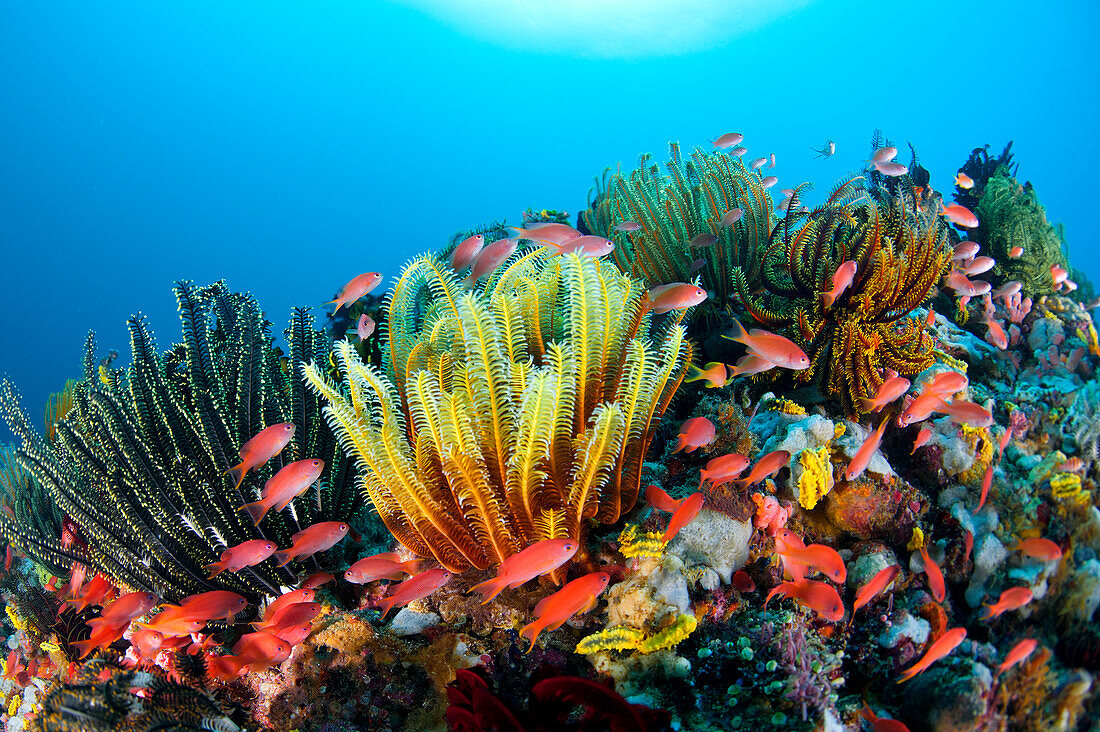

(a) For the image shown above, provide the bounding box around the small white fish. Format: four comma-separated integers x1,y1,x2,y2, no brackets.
750,157,767,170
356,314,375,340
761,176,778,189
768,153,776,168
874,161,908,177
614,221,641,232
812,140,836,158
720,208,744,228
868,146,898,164
713,132,744,149
729,146,748,157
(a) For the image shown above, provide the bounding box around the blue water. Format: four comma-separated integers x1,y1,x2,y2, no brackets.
2,0,1097,429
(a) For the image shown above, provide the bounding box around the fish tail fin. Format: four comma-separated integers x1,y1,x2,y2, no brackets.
70,637,97,660
224,462,248,491
822,291,835,309
325,299,343,314
859,397,877,413
897,666,919,683
726,315,749,346
469,576,508,604
273,551,293,568
401,560,422,576
238,501,269,525
205,562,226,579
518,620,544,654
207,654,243,682
376,598,396,620
684,363,705,384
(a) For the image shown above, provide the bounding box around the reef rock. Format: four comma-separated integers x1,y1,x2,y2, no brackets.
665,508,753,587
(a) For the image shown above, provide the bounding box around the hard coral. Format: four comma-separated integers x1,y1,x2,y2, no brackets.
735,178,952,415
306,252,691,572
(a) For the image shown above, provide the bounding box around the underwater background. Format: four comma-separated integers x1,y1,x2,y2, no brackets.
1,0,1098,421
2,2,1100,732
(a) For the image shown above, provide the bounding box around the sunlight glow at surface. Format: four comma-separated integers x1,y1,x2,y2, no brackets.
390,0,815,57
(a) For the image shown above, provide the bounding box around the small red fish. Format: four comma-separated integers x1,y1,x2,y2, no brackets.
859,704,911,732
985,318,1008,350
777,544,847,583
344,552,421,585
207,631,291,681
685,362,728,388
469,539,579,603
861,376,911,413
326,272,383,314
645,485,682,513
1051,264,1069,285
698,453,749,489
671,417,716,454
919,545,945,603
100,591,160,624
177,590,249,624
274,521,350,567
376,568,453,619
254,601,322,637
996,638,1038,677
941,204,979,228
662,492,704,543
844,419,889,482
136,605,205,638
301,572,335,590
66,573,115,614
962,529,974,564
466,237,518,286
941,400,994,428
71,619,130,659
852,565,900,613
976,462,995,513
734,450,791,488
226,423,296,490
719,208,744,228
642,283,709,315
549,235,615,259
239,458,325,525
731,570,756,593
898,627,966,682
712,132,744,149
449,234,486,272
130,627,166,661
356,314,376,340
519,571,610,652
911,427,933,455
897,393,948,428
1013,537,1063,562
728,353,776,378
725,316,809,371
764,579,844,621
821,260,858,308
259,589,315,625
206,539,277,578
983,586,1033,619
922,371,969,399
1008,245,1024,258
955,172,974,189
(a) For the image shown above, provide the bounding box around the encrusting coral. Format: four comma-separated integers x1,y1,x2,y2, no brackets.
581,142,776,307
734,177,952,414
305,251,692,572
0,281,361,602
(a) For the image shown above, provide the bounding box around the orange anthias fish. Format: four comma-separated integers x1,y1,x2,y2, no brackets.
376,568,454,619
66,573,115,614
922,371,969,399
777,544,847,583
941,204,979,229
671,417,716,454
301,572,335,590
961,256,995,276
226,423,296,490
549,235,615,259
985,318,1008,350
645,485,683,513
470,539,579,603
466,237,519,286
764,579,844,621
510,223,581,246
519,571,611,652
728,353,776,378
843,419,889,482
259,589,315,625
449,234,485,272
996,638,1038,677
136,605,206,639
952,240,980,260
207,631,292,681
852,565,901,613
919,546,945,603
734,450,791,488
685,362,728,389
860,376,911,413
976,462,995,513
955,172,975,189
274,522,350,567
1013,537,1063,562
345,552,422,585
254,601,322,636
821,260,858,308
940,400,994,428
356,314,376,340
911,427,933,455
176,590,249,624
897,394,949,428
326,272,383,315
1051,264,1069,284
238,458,325,525
698,453,749,489
1008,245,1024,258
859,705,911,732
205,539,277,578
662,492,704,543
72,619,131,659
100,591,160,624
725,316,810,370
983,586,1034,619
642,283,709,315
898,627,967,682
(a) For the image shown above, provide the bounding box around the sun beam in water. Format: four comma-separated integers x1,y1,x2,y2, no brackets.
389,0,816,58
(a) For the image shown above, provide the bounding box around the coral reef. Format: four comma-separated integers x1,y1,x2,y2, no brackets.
734,179,952,414
305,252,691,571
0,282,362,603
